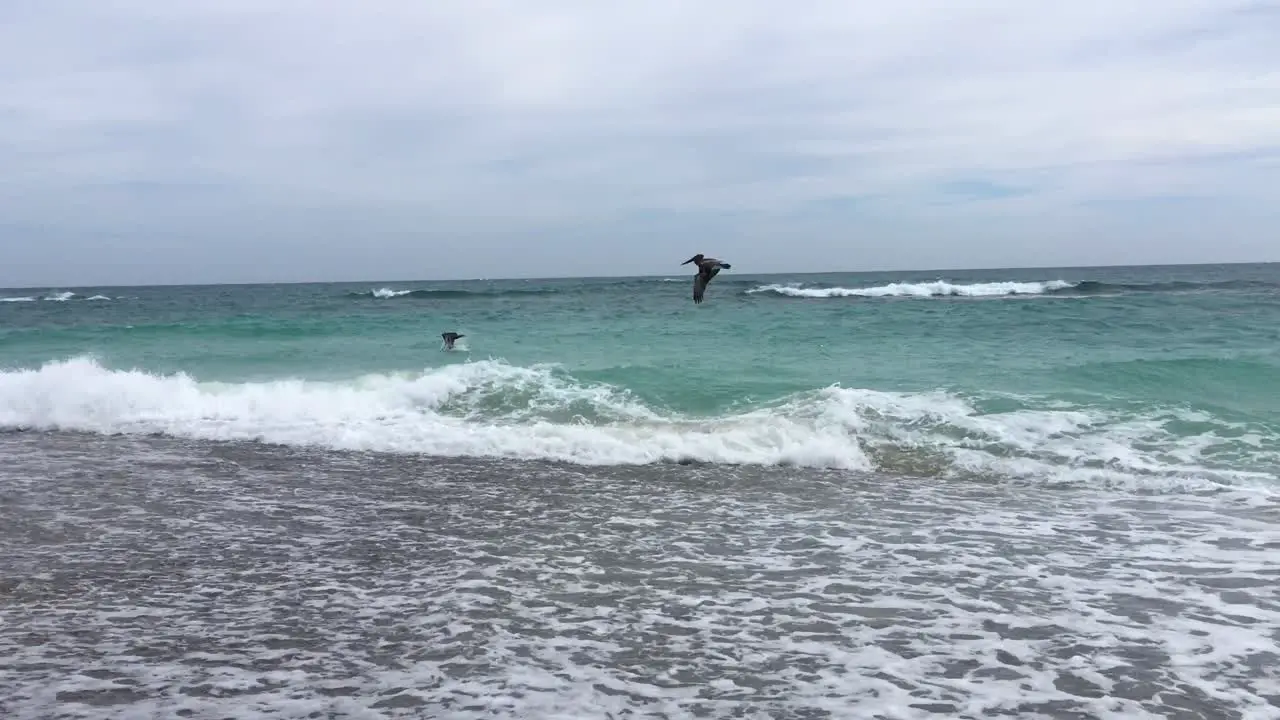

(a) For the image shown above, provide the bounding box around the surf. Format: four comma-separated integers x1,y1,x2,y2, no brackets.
350,287,559,300
747,280,1077,298
0,291,113,302
745,277,1280,300
1,355,1274,498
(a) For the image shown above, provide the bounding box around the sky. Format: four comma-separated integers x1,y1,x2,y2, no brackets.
2,1,1279,287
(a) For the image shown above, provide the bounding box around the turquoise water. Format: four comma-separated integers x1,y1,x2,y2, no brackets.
3,263,1279,494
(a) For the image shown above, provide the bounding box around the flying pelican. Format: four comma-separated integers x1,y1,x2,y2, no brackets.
681,254,732,304
441,332,464,350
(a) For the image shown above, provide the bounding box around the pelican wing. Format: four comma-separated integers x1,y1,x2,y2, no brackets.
692,264,722,304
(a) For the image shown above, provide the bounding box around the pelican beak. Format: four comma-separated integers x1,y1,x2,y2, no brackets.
681,256,697,265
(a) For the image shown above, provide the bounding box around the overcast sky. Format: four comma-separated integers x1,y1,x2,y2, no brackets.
2,1,1278,287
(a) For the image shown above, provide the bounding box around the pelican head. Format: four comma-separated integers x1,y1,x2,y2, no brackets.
681,253,705,265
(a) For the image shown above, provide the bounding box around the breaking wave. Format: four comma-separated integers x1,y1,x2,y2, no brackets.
350,287,558,300
746,278,1280,300
0,292,112,302
1,356,1275,496
748,280,1076,298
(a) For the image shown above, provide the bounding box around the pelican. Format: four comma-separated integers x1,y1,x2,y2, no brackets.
441,332,464,350
681,254,732,304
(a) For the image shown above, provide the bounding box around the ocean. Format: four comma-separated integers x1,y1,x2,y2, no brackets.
2,263,1278,719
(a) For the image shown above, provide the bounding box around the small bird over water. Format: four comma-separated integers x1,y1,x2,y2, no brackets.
441,332,464,350
681,254,732,304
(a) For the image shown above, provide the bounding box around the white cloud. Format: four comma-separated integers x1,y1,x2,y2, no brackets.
1,0,1277,284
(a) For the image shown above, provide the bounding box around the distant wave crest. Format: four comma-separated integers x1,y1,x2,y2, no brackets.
746,277,1277,299
350,287,556,300
748,280,1075,298
0,292,112,303
2,356,1274,496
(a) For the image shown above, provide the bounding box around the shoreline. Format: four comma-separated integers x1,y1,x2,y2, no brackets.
3,431,1276,718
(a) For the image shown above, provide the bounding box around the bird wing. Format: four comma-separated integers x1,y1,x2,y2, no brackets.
692,265,722,303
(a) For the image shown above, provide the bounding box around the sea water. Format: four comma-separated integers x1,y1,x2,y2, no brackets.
2,263,1278,718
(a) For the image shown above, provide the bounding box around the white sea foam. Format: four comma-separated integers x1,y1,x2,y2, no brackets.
369,287,412,298
749,279,1076,298
0,356,1274,496
1,292,112,302
2,435,1277,719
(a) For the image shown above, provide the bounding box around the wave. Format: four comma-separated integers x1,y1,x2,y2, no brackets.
1060,356,1280,412
1069,279,1276,294
0,292,112,303
1,356,1274,495
748,280,1076,298
746,278,1279,300
350,287,557,300
328,277,1280,304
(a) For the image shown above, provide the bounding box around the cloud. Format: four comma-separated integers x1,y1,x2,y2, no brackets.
1,0,1278,285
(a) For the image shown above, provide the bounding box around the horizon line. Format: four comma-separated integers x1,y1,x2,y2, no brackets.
3,259,1277,292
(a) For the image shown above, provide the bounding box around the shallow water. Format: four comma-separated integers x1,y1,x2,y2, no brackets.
2,433,1278,719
